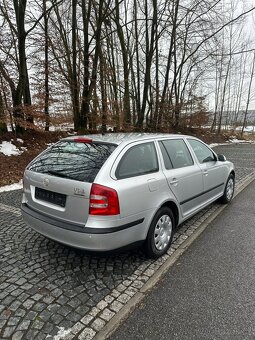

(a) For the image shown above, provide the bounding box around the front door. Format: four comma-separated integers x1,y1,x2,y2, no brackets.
187,139,226,202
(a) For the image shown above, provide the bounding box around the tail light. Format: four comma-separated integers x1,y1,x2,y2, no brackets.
89,184,120,215
74,137,92,143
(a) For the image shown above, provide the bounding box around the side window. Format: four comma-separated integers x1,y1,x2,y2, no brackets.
188,139,215,164
159,139,194,169
116,142,159,179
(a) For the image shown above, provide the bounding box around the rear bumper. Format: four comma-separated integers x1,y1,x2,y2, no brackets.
21,203,146,251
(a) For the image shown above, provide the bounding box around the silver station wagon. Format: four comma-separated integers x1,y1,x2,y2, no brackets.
21,133,235,258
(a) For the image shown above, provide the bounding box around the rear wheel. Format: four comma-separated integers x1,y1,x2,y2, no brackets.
220,174,235,204
145,207,175,259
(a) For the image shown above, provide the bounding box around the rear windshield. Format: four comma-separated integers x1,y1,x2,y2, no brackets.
27,141,116,182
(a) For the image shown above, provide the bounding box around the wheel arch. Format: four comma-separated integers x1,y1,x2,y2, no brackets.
230,170,235,178
160,200,180,227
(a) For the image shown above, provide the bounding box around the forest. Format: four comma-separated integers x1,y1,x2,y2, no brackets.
0,0,255,135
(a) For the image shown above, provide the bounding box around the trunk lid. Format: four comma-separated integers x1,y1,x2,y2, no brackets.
23,171,91,224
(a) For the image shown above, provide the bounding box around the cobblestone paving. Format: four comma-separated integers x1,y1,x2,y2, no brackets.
0,143,255,340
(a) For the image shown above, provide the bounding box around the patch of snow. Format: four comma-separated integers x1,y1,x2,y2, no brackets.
229,138,252,144
230,138,241,143
235,125,255,132
0,141,23,156
209,143,227,148
17,138,24,143
49,123,74,132
0,180,23,193
210,139,254,147
67,130,77,135
210,143,219,148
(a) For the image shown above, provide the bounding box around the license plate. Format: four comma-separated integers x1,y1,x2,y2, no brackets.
35,188,66,207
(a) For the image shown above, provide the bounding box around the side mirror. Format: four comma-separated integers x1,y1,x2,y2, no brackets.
218,154,226,162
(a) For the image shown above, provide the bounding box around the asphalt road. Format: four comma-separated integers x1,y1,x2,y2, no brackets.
0,142,255,339
109,179,255,340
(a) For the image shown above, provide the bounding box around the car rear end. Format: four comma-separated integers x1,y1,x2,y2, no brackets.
21,136,128,251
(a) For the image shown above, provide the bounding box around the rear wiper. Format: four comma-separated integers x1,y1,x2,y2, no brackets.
47,170,76,180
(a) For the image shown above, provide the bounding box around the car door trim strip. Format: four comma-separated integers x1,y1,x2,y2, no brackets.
180,182,224,205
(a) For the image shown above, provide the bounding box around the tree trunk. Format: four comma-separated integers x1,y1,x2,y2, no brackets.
241,52,255,137
99,46,107,133
115,0,131,129
72,0,80,131
158,0,179,127
137,0,157,129
0,90,7,134
43,0,50,131
13,0,33,134
80,0,92,131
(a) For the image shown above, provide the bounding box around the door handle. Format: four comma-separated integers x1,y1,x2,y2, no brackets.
203,170,208,176
170,178,179,185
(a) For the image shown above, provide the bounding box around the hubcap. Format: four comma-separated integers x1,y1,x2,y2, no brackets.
154,214,172,251
226,178,234,200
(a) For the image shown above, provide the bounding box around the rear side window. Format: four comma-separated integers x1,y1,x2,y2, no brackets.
159,139,193,169
28,141,116,182
116,142,158,179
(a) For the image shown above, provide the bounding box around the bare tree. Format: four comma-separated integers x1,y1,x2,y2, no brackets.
241,52,255,136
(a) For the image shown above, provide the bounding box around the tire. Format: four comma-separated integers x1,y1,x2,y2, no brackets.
145,207,175,259
219,174,235,204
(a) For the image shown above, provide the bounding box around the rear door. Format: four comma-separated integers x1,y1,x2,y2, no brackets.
158,139,204,217
112,141,166,219
23,140,116,225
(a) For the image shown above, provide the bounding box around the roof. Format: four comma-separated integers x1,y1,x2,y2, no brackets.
62,133,190,145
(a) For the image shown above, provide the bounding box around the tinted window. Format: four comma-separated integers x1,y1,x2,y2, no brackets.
159,139,193,169
28,141,116,182
116,142,158,179
188,139,215,163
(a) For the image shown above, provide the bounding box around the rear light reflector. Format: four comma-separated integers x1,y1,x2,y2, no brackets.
89,184,120,215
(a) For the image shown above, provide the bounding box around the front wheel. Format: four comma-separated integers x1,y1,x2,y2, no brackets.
219,174,235,204
145,207,175,259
